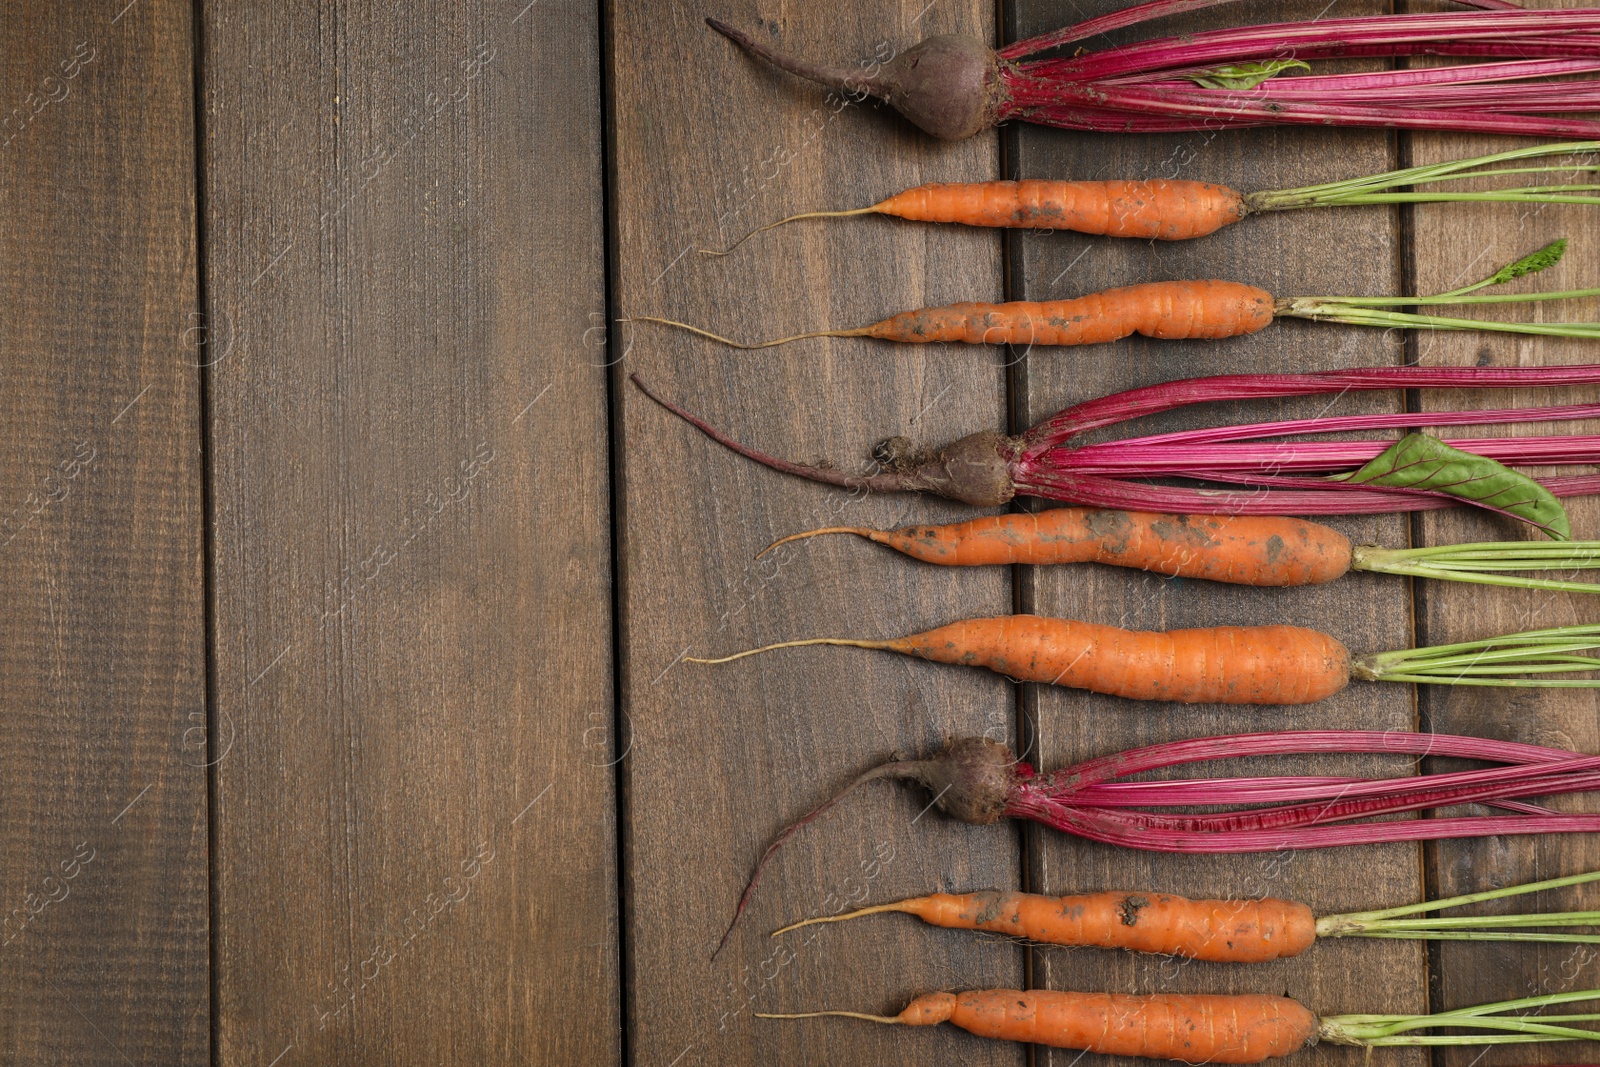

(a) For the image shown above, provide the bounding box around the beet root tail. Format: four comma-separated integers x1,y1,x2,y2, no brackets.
706,17,889,98
628,373,1015,504
713,738,1020,957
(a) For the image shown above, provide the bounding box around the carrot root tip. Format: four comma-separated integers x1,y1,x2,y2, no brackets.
756,1010,903,1025
757,526,871,559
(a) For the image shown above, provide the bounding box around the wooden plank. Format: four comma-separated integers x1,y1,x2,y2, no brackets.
1004,4,1427,1065
200,2,617,1063
1411,119,1600,1062
0,1,207,1063
608,3,1024,1063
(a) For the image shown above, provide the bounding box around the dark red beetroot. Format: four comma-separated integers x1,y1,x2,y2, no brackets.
706,6,1600,140
713,730,1600,954
706,19,1004,141
629,369,1600,523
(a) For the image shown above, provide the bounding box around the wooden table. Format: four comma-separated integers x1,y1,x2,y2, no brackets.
0,0,1595,1063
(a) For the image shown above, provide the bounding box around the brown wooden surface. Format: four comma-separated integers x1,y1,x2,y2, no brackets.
1006,4,1430,1065
0,2,208,1063
200,1,617,1064
5,0,1600,1062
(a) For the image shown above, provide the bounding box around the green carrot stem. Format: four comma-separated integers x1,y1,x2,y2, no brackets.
1352,1036,1590,1047
1358,912,1600,930
1250,141,1600,211
1376,658,1600,674
1281,237,1598,332
1373,677,1600,688
1367,543,1600,560
1299,286,1600,307
1355,624,1600,685
1337,172,1600,189
1352,564,1600,596
1314,871,1600,946
1336,868,1600,921
1321,988,1600,1047
1278,306,1600,339
1431,988,1600,1016
1354,931,1600,944
1357,546,1600,568
1325,193,1600,207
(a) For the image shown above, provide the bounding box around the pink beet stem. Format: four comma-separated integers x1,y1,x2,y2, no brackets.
993,8,1600,137
1082,468,1571,534
1008,791,1600,852
1010,468,1591,517
1023,742,1600,831
1238,39,1600,63
1044,12,1600,82
1072,777,1561,813
1077,405,1600,451
1022,365,1600,450
1068,83,1600,137
1140,82,1600,111
1111,57,1600,89
1007,98,1600,137
1001,1,1533,61
999,0,1255,60
1062,763,1600,832
1007,103,1255,134
1010,730,1600,846
1058,435,1600,476
1118,80,1600,114
1041,729,1584,790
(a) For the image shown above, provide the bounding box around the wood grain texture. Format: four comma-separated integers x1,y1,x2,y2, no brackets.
0,1,207,1063
1004,4,1426,1065
1407,49,1600,1067
200,2,617,1063
608,3,1024,1064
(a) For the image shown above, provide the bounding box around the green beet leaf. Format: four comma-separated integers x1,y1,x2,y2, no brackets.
1335,433,1570,540
1187,59,1311,91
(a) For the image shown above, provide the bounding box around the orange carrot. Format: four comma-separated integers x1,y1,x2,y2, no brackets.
707,179,1249,252
878,179,1249,237
632,280,1275,349
774,889,1317,963
689,616,1351,705
761,989,1319,1063
766,508,1353,586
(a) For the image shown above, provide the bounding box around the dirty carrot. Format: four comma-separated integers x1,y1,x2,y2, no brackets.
713,731,1600,950
641,239,1600,348
630,362,1600,525
692,615,1350,704
773,869,1600,963
766,508,1600,595
690,616,1600,703
705,142,1600,252
760,986,1600,1061
708,6,1600,142
763,989,1317,1062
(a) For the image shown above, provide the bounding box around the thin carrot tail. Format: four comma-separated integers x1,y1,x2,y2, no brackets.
623,315,870,349
699,207,882,256
759,991,956,1027
686,637,894,665
756,1010,903,1024
771,901,909,936
757,526,878,559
